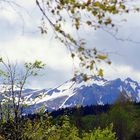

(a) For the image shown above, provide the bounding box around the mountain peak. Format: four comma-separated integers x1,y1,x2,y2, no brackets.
125,77,134,82
13,77,140,114
72,74,107,85
92,75,106,81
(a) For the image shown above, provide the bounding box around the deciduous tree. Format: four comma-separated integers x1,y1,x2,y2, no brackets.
36,0,139,79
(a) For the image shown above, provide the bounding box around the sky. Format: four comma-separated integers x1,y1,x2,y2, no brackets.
0,0,140,89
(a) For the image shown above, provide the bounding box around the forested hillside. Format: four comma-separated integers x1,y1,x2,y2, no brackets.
0,102,140,140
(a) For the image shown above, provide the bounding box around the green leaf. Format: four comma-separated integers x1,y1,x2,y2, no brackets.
71,53,75,58
0,57,3,63
86,21,92,25
93,1,101,7
82,74,88,81
120,5,126,10
78,47,85,52
97,54,108,60
92,11,98,16
98,69,103,77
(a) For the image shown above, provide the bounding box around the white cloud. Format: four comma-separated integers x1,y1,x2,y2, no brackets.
15,0,36,8
0,36,73,72
0,8,18,24
104,64,140,83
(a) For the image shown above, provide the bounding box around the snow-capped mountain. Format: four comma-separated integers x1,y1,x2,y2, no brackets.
21,76,140,114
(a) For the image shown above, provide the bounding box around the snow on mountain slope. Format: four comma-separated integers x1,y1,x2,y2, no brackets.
21,76,140,114
1,76,140,114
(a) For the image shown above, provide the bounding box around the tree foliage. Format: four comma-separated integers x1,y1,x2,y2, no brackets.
0,58,45,123
83,124,117,140
36,0,139,79
0,102,140,139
